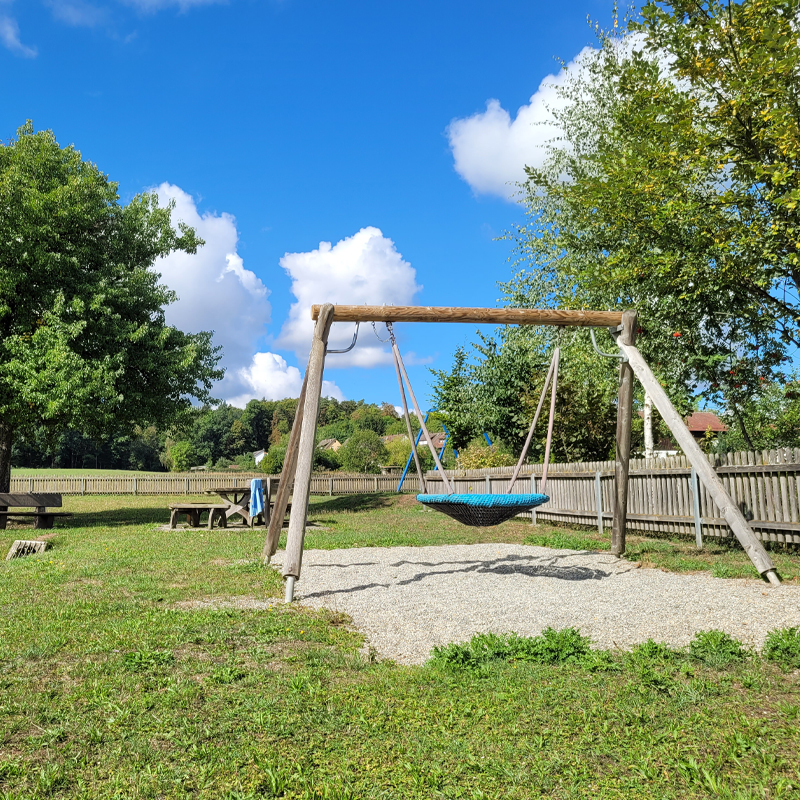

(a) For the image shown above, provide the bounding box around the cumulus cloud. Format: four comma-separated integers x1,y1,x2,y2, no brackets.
152,184,343,407
228,352,344,409
447,47,597,200
0,13,37,57
277,227,422,367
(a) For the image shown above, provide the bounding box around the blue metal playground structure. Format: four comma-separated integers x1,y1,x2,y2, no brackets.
395,411,492,492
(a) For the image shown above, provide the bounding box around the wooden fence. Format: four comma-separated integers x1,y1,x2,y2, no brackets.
424,449,800,545
12,449,800,544
8,472,421,496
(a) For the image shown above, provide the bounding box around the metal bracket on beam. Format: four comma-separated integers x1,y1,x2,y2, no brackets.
590,327,628,362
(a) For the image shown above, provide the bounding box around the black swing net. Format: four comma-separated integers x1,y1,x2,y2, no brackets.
386,322,556,528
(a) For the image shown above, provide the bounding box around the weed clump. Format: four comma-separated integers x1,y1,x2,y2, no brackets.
123,649,175,672
428,627,614,672
688,630,748,667
762,627,800,670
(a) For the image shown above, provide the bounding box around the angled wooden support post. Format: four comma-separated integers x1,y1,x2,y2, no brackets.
261,369,308,564
611,310,637,556
282,304,335,601
616,339,780,585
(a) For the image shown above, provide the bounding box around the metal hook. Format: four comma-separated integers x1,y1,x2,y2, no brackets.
327,322,360,354
590,327,627,362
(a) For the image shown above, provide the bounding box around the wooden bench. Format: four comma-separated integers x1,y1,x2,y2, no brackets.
168,503,229,530
0,493,72,530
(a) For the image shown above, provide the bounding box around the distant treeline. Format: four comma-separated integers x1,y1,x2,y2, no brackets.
11,397,445,474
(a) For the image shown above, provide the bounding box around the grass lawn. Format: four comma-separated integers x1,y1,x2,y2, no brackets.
0,494,798,799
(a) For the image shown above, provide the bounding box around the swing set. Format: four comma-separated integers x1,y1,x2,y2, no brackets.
262,305,781,601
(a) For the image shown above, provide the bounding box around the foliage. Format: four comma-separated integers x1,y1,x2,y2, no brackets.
0,121,223,490
167,441,196,473
338,429,388,473
429,628,615,673
432,326,623,463
689,630,749,668
717,376,800,451
507,0,800,445
762,627,800,670
455,440,515,470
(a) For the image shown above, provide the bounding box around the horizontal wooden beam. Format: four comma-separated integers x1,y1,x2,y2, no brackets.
310,305,625,327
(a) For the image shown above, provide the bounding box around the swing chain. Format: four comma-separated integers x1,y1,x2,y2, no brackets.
372,320,392,344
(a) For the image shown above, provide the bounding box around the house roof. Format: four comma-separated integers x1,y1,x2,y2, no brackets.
317,438,341,449
382,434,409,444
685,411,727,433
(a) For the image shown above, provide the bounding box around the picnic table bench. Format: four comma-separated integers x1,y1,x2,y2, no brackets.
0,493,73,529
168,503,229,530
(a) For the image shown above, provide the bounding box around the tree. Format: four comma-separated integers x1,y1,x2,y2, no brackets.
168,441,196,473
509,0,800,434
0,122,223,490
338,430,388,473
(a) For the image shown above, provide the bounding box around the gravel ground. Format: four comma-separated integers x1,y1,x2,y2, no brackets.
269,543,800,664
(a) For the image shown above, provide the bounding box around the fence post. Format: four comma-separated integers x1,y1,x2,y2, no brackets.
374,476,378,493
82,477,86,496
133,477,137,496
595,471,603,536
485,475,490,494
329,477,333,496
29,477,32,492
185,477,188,496
690,467,703,549
531,474,537,525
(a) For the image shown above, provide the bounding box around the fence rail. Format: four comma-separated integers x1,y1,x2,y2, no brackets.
11,449,800,544
8,472,421,496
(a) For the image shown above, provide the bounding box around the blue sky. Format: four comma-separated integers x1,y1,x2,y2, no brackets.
2,0,611,410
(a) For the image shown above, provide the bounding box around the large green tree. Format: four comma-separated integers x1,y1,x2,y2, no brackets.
0,122,223,490
507,0,800,443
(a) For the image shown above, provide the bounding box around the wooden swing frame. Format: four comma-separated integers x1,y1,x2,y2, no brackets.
263,305,780,600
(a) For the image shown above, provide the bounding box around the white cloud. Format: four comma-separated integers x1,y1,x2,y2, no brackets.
277,227,422,367
228,352,344,409
152,184,272,396
152,183,343,407
0,14,37,57
447,47,597,200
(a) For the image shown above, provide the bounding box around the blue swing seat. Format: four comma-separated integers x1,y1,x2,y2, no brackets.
416,492,549,527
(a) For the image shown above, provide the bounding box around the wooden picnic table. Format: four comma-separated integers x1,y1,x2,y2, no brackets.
204,478,280,528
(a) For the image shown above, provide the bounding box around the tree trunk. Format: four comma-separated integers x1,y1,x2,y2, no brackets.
0,420,13,530
731,403,755,451
643,391,654,459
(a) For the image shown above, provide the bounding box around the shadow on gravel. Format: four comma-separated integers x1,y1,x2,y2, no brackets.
300,554,618,599
301,582,391,599
393,554,613,585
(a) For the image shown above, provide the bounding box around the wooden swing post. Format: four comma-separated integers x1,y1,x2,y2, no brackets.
612,310,637,556
282,304,335,601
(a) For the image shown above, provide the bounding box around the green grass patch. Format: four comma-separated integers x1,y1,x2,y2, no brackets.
0,494,799,798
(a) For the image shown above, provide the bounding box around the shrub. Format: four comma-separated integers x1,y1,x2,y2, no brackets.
338,430,388,473
168,441,196,472
689,630,748,667
455,442,515,470
428,627,602,672
762,627,800,670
